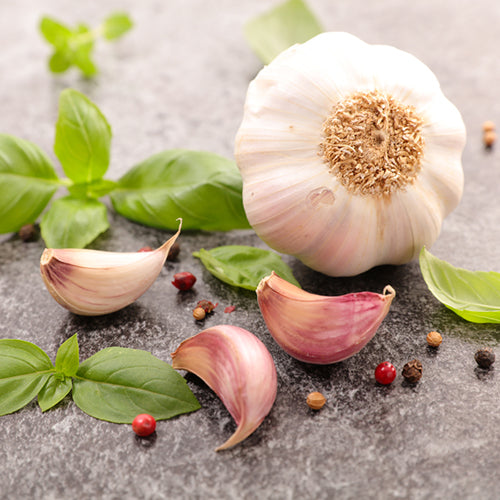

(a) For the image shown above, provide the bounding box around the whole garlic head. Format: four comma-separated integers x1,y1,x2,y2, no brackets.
235,32,466,276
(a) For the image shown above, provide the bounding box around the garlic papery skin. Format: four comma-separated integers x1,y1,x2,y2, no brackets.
40,221,182,316
256,272,395,364
235,32,466,277
171,325,277,451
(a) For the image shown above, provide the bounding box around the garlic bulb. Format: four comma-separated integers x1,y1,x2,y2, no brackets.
257,272,395,364
171,325,277,451
40,221,181,316
235,32,466,276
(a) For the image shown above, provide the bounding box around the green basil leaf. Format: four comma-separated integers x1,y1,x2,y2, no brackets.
110,150,250,231
194,245,301,291
68,178,118,199
70,27,97,77
244,0,323,64
54,89,111,183
420,247,500,323
73,347,200,423
102,12,133,40
72,48,98,77
38,374,72,412
72,23,95,51
55,334,79,377
49,50,72,73
0,134,59,233
39,16,72,48
40,196,109,248
0,339,54,416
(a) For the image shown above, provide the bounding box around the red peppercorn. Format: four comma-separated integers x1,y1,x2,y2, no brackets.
172,272,197,290
374,361,397,385
132,414,156,437
138,246,153,252
197,299,218,313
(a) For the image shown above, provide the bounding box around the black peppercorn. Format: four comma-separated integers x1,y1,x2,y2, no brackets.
167,242,180,261
402,359,422,383
18,223,36,242
475,348,495,369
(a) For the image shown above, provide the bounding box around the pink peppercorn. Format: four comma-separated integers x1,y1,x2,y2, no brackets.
172,272,197,291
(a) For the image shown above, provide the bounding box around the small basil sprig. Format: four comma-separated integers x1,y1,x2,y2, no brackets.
0,88,249,248
38,88,113,248
40,12,133,77
194,245,300,291
420,246,500,323
244,0,323,64
38,334,79,411
0,334,201,422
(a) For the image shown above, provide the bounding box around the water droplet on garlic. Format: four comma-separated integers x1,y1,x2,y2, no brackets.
307,187,335,207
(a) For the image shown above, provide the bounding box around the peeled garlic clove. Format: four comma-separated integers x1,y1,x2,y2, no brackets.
257,272,395,364
40,221,182,316
171,325,277,451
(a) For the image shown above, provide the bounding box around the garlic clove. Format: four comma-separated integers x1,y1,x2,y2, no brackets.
171,325,277,451
40,221,182,316
256,272,395,364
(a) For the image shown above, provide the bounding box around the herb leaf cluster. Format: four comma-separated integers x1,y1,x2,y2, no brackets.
0,334,201,422
0,88,249,249
40,12,133,77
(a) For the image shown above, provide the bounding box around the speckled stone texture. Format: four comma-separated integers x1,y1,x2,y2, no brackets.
1,1,500,499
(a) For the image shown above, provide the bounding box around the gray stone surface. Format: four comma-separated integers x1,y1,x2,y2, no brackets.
1,1,500,499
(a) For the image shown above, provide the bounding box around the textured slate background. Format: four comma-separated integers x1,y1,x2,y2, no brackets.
1,1,500,499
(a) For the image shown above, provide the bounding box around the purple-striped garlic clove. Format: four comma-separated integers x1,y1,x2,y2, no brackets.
40,220,182,316
171,325,277,451
256,272,396,364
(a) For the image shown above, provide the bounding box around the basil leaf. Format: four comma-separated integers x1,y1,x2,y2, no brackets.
40,196,109,248
194,245,301,291
0,134,59,233
55,334,79,377
39,16,72,48
102,12,133,40
38,334,78,411
68,178,118,199
38,374,72,412
110,150,250,231
244,0,323,64
72,46,97,77
54,89,111,183
0,339,54,416
49,50,72,73
73,347,200,423
70,26,97,77
420,247,500,323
